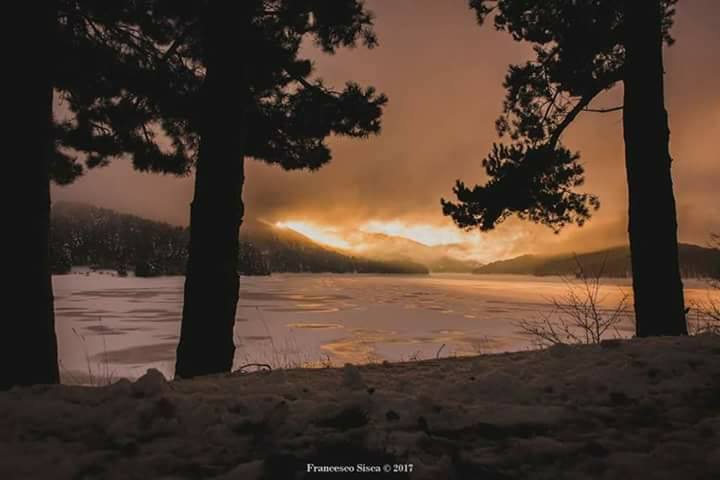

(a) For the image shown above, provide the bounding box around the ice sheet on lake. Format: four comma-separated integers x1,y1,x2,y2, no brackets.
53,272,716,382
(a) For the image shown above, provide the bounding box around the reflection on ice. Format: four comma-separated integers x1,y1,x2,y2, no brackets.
286,323,344,330
91,342,177,364
52,272,718,382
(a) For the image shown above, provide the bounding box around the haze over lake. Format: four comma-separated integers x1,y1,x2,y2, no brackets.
54,272,718,382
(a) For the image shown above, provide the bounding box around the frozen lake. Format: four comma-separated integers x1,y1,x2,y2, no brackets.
53,272,717,382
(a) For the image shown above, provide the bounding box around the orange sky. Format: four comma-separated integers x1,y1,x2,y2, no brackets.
53,0,720,262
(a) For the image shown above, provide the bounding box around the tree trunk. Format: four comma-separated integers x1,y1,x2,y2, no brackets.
1,1,60,390
175,2,250,378
623,0,687,336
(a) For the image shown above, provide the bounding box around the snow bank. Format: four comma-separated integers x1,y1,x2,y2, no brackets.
2,335,720,479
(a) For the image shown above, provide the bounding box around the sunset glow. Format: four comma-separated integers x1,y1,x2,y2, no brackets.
359,221,465,247
275,221,352,250
273,218,538,264
276,220,466,250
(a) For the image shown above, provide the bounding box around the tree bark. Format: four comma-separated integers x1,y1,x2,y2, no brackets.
175,2,250,378
623,0,687,336
1,1,60,389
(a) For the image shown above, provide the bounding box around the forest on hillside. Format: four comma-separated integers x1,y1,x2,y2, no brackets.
474,244,720,279
49,203,428,276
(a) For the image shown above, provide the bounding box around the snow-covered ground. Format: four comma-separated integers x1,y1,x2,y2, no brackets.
53,272,718,382
2,334,720,479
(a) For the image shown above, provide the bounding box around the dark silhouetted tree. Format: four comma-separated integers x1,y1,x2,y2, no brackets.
622,0,685,336
442,0,686,336
7,2,61,390
164,1,387,378
4,1,199,390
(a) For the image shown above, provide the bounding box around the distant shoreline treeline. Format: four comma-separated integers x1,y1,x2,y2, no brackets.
474,244,720,279
50,203,720,280
51,203,188,277
50,203,428,276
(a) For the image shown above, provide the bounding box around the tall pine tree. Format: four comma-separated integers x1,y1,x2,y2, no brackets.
3,1,199,389
442,0,686,336
623,0,686,336
150,1,388,378
6,1,61,390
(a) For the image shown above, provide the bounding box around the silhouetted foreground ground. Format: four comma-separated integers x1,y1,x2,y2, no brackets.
2,335,720,479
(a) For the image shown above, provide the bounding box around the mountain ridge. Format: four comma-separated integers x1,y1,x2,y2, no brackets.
49,203,429,276
474,244,720,278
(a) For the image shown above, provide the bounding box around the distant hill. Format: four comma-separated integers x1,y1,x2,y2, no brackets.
239,219,428,274
427,255,483,273
50,203,428,276
341,231,482,273
472,254,549,275
474,244,720,279
51,202,188,276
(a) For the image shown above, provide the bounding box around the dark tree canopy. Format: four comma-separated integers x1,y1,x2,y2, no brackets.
69,0,387,177
54,1,199,183
446,143,598,232
201,0,388,170
53,0,386,183
443,0,677,232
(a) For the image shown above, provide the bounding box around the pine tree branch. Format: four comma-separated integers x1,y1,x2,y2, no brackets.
548,69,624,148
288,71,342,96
583,106,624,113
161,21,200,61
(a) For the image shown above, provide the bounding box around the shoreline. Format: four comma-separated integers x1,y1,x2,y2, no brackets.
2,335,720,479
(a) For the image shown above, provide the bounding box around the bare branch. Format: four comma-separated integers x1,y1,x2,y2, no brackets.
516,256,629,347
547,69,624,149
